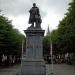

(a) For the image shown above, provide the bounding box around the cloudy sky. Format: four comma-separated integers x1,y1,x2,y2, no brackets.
0,0,71,34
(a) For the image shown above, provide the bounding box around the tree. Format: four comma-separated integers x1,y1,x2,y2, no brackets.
51,30,60,54
43,35,50,56
0,15,25,65
58,0,75,53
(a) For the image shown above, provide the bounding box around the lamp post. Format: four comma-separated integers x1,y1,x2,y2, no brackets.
48,25,56,75
50,30,53,74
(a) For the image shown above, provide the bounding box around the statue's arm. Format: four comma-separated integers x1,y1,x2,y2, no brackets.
29,9,31,13
37,7,40,16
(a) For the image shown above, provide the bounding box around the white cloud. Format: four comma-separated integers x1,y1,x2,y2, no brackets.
0,0,70,34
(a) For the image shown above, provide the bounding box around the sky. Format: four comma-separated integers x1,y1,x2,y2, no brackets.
0,0,71,34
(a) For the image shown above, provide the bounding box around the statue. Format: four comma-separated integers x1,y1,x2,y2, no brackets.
29,3,42,28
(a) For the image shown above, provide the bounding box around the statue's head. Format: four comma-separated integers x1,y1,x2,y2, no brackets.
33,3,36,7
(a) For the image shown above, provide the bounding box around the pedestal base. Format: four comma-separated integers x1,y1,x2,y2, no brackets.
21,59,46,75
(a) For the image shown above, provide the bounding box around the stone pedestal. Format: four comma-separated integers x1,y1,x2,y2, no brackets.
21,29,46,75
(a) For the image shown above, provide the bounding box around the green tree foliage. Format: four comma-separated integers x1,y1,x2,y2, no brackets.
43,29,60,57
51,30,59,54
43,0,75,58
0,16,13,54
43,34,50,56
0,15,25,64
58,0,75,53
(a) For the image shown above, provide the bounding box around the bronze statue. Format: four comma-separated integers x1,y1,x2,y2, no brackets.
29,3,42,28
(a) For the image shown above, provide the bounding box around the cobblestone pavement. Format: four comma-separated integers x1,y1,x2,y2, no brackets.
0,65,21,75
0,64,75,75
46,64,75,75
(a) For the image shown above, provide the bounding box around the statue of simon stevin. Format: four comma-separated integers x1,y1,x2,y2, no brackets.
28,3,42,28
